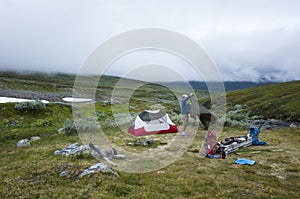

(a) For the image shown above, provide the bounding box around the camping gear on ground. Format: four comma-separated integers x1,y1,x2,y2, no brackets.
203,129,218,156
216,126,266,154
206,154,220,158
189,96,218,129
221,151,227,159
217,135,253,154
249,126,267,145
235,158,256,166
127,138,154,146
128,110,178,136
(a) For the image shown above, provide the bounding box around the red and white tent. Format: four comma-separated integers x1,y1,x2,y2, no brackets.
128,110,178,136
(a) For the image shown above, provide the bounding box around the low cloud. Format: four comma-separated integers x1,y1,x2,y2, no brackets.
0,1,299,82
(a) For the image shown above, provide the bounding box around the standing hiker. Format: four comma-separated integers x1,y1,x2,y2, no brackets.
180,93,194,136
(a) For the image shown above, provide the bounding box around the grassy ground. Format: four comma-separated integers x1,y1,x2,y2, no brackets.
0,102,299,198
0,72,299,198
226,81,300,122
0,71,75,92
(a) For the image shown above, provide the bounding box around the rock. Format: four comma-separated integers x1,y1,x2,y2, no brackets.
88,143,116,166
57,128,64,134
128,138,154,147
10,121,19,126
261,125,272,130
54,150,62,155
55,143,125,166
60,170,69,177
89,142,126,165
68,163,74,167
54,143,90,156
78,162,119,178
113,154,126,159
104,148,118,159
127,142,135,146
250,119,297,130
17,139,30,147
187,148,200,153
30,136,41,142
290,123,297,128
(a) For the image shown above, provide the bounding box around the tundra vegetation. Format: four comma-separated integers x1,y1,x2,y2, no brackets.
0,72,299,198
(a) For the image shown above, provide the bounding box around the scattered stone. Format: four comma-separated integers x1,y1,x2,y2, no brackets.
57,128,64,134
78,162,119,178
100,147,125,159
113,154,126,160
127,138,154,147
250,119,299,130
17,139,30,147
30,136,41,142
54,143,126,166
290,123,297,128
89,142,117,166
157,170,165,174
127,142,135,146
68,163,74,167
138,138,154,146
102,100,111,105
263,125,272,130
9,120,19,126
60,170,69,177
187,148,200,153
159,141,168,145
54,143,90,156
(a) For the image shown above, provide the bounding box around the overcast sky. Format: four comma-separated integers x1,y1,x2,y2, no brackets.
0,0,299,82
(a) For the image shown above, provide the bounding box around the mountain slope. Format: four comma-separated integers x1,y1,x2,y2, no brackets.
226,80,300,122
163,81,277,91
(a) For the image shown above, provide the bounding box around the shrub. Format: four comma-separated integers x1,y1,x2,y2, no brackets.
169,111,182,125
102,100,112,106
61,119,77,135
74,117,100,132
218,104,262,129
102,118,117,128
33,118,54,127
96,110,107,120
60,117,100,135
112,113,132,126
15,100,46,112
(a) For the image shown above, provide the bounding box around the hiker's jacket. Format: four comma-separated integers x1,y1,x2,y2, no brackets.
180,95,192,114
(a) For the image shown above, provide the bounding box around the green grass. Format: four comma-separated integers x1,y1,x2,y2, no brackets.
226,81,300,122
1,125,299,198
0,72,299,198
0,71,75,92
0,101,299,198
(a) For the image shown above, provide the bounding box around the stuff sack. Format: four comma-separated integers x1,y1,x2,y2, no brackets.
249,126,267,145
204,129,217,155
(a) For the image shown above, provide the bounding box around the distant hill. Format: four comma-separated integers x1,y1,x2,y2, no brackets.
226,81,300,122
0,70,279,91
164,81,277,91
1,71,299,123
